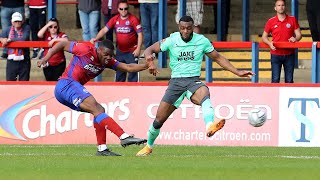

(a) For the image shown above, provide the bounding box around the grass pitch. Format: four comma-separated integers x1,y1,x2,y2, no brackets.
0,145,319,180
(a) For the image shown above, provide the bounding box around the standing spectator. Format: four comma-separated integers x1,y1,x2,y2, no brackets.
91,0,143,82
175,0,203,33
24,0,30,25
38,18,68,81
77,0,101,41
213,0,230,41
306,0,320,41
28,0,47,59
0,12,30,81
262,0,301,83
0,0,25,59
138,0,158,49
101,0,120,42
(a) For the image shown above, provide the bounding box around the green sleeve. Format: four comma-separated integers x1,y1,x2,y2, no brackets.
160,36,173,52
203,38,214,54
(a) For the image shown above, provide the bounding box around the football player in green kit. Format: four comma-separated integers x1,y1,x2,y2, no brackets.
136,16,254,156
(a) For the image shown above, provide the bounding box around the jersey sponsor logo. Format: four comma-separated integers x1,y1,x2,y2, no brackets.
178,51,195,61
116,27,131,33
125,20,130,25
84,64,101,74
286,23,291,28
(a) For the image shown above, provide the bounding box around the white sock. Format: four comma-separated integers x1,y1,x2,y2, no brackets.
97,144,108,152
206,122,213,130
119,133,130,140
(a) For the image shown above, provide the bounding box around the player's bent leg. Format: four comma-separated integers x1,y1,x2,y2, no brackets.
201,97,225,137
137,102,176,156
191,87,225,137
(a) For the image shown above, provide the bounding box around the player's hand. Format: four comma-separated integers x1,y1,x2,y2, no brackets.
147,61,159,76
269,42,276,51
237,70,255,79
89,38,96,44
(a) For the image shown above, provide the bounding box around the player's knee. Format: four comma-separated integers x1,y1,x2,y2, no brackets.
200,95,210,105
97,103,105,113
153,119,163,129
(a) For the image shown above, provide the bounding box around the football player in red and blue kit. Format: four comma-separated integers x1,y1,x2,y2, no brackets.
37,40,157,156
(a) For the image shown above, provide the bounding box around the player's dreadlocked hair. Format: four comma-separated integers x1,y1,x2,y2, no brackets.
179,15,194,24
99,39,114,50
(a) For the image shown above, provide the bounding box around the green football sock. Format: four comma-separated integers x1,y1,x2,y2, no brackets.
147,124,160,148
202,98,214,127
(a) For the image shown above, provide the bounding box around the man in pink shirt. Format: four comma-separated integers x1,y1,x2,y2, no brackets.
262,0,301,83
91,0,143,82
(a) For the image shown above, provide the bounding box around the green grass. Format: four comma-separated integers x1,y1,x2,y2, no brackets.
0,145,319,180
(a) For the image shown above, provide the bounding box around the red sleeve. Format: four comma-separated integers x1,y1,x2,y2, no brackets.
58,32,68,38
264,20,271,34
293,17,300,30
106,58,120,70
131,15,142,33
106,15,117,29
43,31,50,41
71,42,92,56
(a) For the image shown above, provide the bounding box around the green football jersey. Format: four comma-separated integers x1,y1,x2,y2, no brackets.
160,32,214,78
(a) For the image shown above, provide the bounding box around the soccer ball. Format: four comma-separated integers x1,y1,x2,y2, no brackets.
248,108,267,127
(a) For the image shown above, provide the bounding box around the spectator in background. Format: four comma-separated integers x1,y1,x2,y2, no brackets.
138,0,158,49
262,0,301,83
213,0,230,41
28,0,47,59
77,0,101,41
91,0,143,82
0,12,31,81
175,0,203,33
306,0,320,41
101,0,120,42
24,0,30,25
0,0,25,59
38,18,68,81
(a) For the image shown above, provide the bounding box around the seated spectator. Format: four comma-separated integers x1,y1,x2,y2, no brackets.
37,18,68,81
0,12,31,81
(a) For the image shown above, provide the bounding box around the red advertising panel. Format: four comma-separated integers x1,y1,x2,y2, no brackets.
0,84,279,146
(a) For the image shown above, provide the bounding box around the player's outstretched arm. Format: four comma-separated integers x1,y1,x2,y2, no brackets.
206,50,255,79
37,41,71,68
116,62,148,73
144,42,160,76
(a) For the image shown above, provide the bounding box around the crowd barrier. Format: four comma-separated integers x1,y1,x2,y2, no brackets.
0,82,319,147
1,41,319,83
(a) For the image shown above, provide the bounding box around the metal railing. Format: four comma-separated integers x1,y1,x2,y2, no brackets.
1,41,318,83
